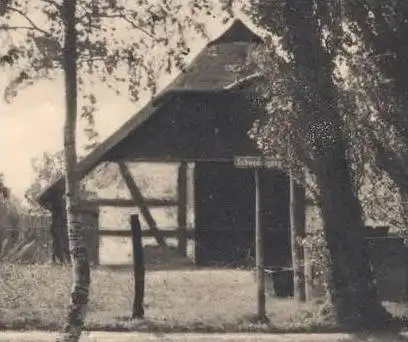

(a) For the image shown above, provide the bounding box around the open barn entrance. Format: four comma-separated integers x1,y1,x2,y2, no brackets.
194,161,290,268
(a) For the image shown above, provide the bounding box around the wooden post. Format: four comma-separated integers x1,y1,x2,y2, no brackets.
255,169,266,320
130,214,145,319
177,161,188,256
289,169,306,301
187,163,196,262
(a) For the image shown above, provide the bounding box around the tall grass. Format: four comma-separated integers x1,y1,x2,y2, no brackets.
0,215,51,264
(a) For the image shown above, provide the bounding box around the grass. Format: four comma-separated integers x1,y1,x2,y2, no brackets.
0,262,338,333
0,261,407,334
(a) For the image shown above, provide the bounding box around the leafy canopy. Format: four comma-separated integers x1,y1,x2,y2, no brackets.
1,0,231,149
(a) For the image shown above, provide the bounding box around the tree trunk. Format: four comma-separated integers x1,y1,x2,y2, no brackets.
59,1,90,341
289,168,306,302
314,140,390,326
282,0,391,327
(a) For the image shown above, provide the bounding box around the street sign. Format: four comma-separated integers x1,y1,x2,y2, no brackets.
233,155,281,321
234,156,282,169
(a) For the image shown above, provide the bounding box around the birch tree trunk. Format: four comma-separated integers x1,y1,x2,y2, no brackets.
59,1,90,341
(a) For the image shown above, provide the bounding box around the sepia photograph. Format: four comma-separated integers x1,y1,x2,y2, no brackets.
1,0,408,341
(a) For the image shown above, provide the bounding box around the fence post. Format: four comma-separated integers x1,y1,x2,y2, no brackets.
130,214,145,319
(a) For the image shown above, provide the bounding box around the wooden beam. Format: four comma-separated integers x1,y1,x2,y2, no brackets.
99,229,133,237
177,162,188,256
113,157,234,163
80,198,178,207
99,228,194,238
118,161,166,246
100,227,259,235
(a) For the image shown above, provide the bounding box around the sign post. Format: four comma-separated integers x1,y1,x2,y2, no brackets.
234,156,282,321
254,167,265,319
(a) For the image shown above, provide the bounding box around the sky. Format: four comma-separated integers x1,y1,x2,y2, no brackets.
0,7,256,202
0,75,137,199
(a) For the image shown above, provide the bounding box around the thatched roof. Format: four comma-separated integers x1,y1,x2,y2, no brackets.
37,19,264,210
154,20,262,104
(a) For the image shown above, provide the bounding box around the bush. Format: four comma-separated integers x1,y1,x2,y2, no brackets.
0,220,51,264
301,230,330,297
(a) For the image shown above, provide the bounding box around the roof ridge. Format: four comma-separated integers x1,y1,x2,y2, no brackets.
207,18,263,46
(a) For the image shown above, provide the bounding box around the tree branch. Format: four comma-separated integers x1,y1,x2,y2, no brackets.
98,13,156,40
0,24,49,35
374,139,408,192
223,72,264,90
41,0,61,10
4,6,51,36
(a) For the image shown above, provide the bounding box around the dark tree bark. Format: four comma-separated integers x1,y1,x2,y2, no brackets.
279,0,392,327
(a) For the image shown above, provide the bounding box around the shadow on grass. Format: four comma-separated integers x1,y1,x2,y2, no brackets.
3,314,408,340
98,245,258,272
347,332,408,341
99,244,198,272
0,314,335,334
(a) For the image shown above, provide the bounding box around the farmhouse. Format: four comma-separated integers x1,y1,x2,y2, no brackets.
38,19,295,268
37,19,408,302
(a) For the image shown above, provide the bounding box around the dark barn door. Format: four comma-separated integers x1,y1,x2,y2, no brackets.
194,162,290,267
194,162,254,266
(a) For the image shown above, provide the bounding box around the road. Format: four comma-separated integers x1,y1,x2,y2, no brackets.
1,331,408,342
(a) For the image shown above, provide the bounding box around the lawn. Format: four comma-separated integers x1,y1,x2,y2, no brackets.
0,262,407,333
0,262,336,333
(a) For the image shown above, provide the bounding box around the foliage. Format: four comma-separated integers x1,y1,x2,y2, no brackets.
0,172,9,199
301,229,330,294
0,174,43,265
0,173,22,228
241,2,408,238
1,0,227,147
24,150,128,213
24,151,64,214
340,1,408,237
244,1,394,326
0,222,51,264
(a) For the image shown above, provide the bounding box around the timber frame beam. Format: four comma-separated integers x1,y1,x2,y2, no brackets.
114,157,233,163
117,161,166,247
79,198,177,207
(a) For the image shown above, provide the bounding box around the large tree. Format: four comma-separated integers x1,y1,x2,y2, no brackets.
1,1,219,341
341,1,408,235
241,0,393,327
